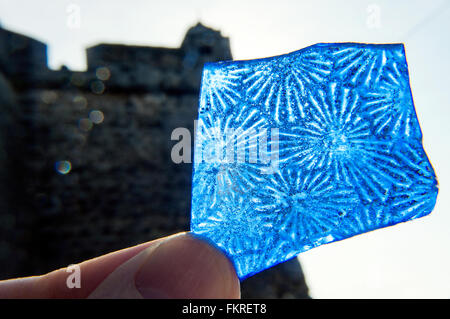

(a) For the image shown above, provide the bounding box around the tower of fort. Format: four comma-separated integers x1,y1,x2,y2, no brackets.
0,22,309,298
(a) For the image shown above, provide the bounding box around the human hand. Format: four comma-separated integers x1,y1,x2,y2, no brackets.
0,232,240,299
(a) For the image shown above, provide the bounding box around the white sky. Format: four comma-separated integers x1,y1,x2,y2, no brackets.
0,0,449,298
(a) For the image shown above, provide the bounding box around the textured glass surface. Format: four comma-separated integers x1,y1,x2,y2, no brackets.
190,43,438,280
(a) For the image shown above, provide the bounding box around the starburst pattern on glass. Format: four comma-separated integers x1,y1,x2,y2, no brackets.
190,43,438,279
242,51,332,124
257,167,359,251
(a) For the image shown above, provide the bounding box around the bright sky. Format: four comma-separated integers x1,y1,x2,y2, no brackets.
0,0,449,298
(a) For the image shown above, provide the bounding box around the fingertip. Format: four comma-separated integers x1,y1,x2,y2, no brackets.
135,233,240,299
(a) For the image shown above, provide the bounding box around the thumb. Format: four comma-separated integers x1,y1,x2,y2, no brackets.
0,232,240,299
89,232,240,298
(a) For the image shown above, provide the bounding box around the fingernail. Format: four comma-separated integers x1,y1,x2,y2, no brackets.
135,233,240,299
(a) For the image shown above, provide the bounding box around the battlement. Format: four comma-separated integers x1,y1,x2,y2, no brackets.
0,22,232,93
0,27,47,82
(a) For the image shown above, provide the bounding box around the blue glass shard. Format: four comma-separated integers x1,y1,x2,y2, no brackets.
190,43,439,280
